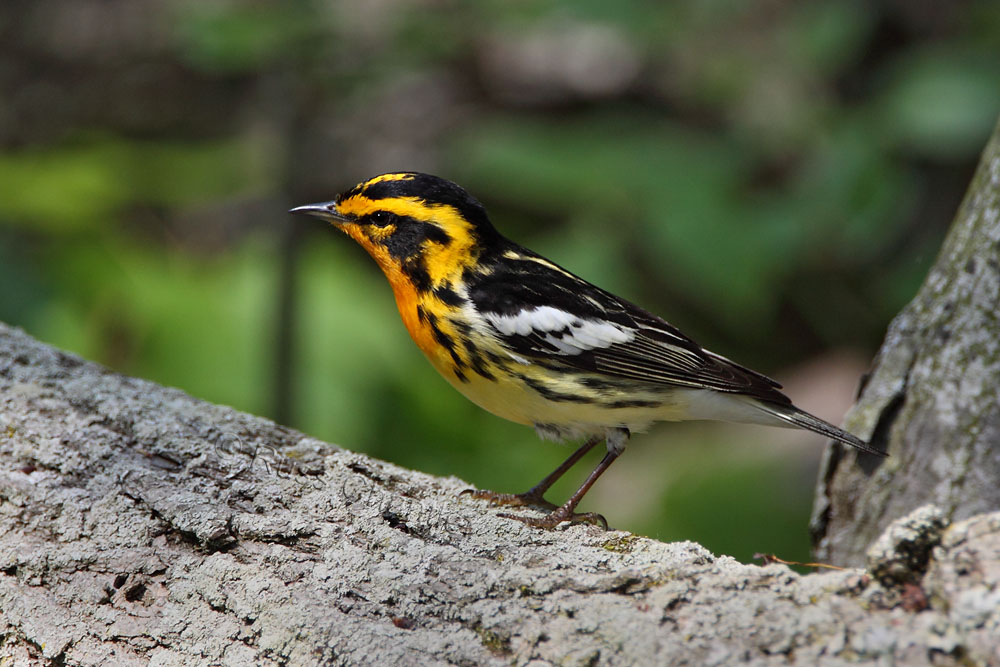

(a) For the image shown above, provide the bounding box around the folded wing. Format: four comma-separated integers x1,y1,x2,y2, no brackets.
468,247,792,406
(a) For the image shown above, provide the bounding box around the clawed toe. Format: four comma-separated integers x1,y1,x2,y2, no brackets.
460,439,617,531
461,488,558,511
499,508,609,531
461,488,610,530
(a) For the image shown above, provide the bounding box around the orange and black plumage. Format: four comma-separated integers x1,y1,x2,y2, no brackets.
292,172,883,529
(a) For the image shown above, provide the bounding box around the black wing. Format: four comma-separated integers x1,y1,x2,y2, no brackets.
468,246,792,405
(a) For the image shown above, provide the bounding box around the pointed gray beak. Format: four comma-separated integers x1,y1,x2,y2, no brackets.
288,201,350,223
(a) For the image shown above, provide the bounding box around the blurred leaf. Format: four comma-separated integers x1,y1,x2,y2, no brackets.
128,138,275,205
454,113,643,217
0,135,272,231
0,231,50,325
788,121,916,259
782,1,874,75
878,48,1000,159
35,234,279,414
172,4,313,73
0,143,130,232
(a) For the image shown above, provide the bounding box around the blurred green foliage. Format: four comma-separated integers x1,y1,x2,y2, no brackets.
2,0,998,563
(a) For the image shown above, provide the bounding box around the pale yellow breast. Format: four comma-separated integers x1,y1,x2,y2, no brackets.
436,357,689,435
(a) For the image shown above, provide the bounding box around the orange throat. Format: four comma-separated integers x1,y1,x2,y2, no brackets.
339,223,453,370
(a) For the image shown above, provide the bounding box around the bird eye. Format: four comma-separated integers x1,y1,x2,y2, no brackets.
369,211,392,227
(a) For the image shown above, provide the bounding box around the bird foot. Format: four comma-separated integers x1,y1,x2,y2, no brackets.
461,488,558,511
498,507,609,531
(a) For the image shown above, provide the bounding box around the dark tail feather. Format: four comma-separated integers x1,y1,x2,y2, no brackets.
757,402,886,457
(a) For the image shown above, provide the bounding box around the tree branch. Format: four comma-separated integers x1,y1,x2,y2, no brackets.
811,115,1000,566
1,323,998,665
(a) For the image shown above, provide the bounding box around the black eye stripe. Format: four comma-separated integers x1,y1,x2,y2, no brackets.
364,212,452,242
380,217,452,261
365,212,419,228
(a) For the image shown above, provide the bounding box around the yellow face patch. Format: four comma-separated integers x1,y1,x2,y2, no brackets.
337,223,395,270
334,194,480,288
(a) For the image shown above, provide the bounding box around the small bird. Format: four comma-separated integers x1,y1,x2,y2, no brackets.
291,172,883,529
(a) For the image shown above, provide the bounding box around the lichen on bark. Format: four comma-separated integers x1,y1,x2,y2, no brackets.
811,116,1000,566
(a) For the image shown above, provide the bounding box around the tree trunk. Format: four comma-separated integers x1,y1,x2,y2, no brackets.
2,322,1000,665
811,116,1000,566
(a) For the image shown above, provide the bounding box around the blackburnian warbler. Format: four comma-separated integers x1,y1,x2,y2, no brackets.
291,172,883,530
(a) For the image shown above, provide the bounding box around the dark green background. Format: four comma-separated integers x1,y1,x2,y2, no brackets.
2,0,998,562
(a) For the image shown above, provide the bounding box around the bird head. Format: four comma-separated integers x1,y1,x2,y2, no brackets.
291,172,500,290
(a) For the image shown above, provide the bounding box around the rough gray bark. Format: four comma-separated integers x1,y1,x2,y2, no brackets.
2,323,999,666
811,116,1000,566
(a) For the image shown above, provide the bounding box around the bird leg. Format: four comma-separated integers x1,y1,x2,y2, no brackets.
462,436,601,510
500,448,621,530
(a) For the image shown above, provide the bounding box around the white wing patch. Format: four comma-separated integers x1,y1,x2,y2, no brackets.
485,306,634,355
488,305,576,336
